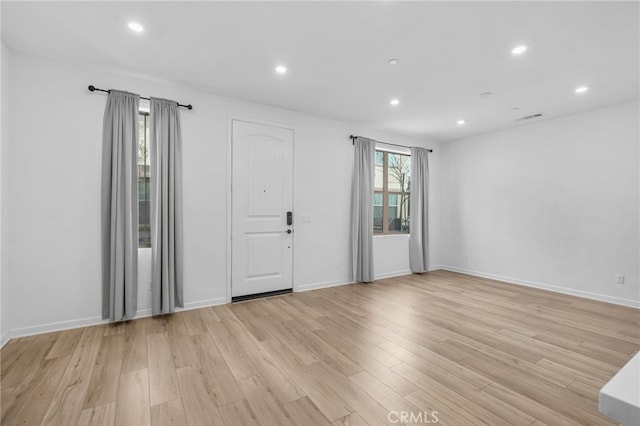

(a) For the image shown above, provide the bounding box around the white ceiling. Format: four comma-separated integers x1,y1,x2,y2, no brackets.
2,1,639,142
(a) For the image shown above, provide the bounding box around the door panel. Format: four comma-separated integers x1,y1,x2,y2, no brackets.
232,120,293,297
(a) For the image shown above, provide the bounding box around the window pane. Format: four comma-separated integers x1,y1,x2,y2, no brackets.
138,115,148,169
375,151,384,165
373,192,383,233
387,153,410,192
388,193,410,233
138,113,151,248
374,151,384,191
402,193,410,233
389,207,398,219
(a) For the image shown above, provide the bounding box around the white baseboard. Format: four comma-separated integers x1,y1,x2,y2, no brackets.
295,279,353,292
182,297,227,310
294,268,445,291
10,314,116,339
294,268,443,291
375,269,412,280
1,330,10,349
375,266,443,280
6,297,229,341
440,266,640,309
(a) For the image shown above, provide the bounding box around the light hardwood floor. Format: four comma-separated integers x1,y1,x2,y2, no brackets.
1,270,638,425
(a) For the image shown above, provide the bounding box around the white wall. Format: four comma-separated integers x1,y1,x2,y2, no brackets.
1,42,9,347
440,101,640,307
4,49,439,336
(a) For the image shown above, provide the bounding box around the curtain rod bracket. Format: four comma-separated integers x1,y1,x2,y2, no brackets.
88,85,193,110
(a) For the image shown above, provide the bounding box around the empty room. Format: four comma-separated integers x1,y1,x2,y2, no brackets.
0,1,638,425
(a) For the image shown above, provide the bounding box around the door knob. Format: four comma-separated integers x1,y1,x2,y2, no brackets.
285,229,292,234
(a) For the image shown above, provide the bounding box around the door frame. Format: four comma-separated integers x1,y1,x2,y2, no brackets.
226,115,296,303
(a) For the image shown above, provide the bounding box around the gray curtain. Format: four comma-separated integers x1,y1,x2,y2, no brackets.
150,98,184,315
409,147,429,273
101,90,140,321
350,137,375,282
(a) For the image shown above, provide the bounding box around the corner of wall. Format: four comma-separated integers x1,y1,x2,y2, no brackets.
1,42,11,347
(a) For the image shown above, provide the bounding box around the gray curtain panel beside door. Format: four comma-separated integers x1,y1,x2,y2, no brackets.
150,98,184,315
409,147,429,273
350,137,376,282
101,90,140,322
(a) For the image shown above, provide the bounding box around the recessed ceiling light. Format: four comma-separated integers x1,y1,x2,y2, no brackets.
128,21,144,33
275,65,287,74
390,99,400,106
511,45,527,55
388,59,399,65
575,86,589,94
457,119,466,125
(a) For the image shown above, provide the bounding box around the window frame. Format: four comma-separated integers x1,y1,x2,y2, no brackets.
374,149,411,235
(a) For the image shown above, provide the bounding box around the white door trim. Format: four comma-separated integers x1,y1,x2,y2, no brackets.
226,115,295,303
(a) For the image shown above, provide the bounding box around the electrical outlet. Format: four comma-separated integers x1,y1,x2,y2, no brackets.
615,275,625,285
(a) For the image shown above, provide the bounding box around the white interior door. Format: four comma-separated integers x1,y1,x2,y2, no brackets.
232,120,294,298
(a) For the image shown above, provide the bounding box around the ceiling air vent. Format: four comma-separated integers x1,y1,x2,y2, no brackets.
515,113,544,122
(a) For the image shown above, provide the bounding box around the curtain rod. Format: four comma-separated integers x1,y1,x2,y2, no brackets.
88,85,193,110
349,135,433,152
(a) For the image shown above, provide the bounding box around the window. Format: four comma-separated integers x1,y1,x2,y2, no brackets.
374,150,410,234
138,112,151,248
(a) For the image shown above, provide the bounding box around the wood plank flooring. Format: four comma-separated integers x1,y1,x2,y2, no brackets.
1,270,638,425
